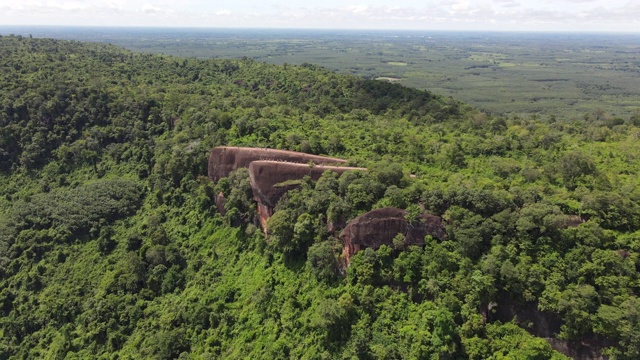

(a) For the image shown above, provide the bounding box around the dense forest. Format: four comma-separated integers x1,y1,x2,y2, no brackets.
1,35,640,359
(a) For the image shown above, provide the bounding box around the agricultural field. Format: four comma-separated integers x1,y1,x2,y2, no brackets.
4,26,639,121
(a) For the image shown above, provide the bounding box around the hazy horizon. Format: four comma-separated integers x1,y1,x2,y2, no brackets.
1,0,639,33
1,25,638,36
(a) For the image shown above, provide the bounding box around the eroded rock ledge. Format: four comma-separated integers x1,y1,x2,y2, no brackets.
248,160,366,232
208,146,364,231
208,146,348,183
339,207,447,264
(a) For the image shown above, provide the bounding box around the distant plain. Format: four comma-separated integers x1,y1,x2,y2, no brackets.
2,26,639,121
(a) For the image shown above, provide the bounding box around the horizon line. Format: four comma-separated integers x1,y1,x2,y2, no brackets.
1,24,639,36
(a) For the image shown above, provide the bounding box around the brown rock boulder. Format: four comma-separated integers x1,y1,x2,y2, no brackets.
339,207,446,263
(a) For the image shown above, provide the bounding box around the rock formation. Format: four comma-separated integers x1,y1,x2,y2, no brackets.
208,146,348,183
248,160,367,232
339,207,447,263
565,214,586,228
208,146,365,233
215,192,226,216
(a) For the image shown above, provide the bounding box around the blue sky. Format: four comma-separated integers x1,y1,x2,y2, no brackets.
0,0,638,32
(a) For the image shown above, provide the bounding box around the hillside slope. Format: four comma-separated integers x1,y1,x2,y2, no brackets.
1,36,640,359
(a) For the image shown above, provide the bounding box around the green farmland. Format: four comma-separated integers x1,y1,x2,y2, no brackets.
12,27,637,121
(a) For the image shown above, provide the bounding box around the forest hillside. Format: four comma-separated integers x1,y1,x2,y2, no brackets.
1,36,640,359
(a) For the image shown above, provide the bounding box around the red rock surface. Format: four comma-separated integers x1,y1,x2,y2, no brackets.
215,192,226,216
339,207,446,264
208,146,366,234
248,161,367,233
248,161,366,208
208,146,348,183
256,202,273,236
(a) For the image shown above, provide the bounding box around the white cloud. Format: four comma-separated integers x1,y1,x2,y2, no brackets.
554,0,600,3
142,3,162,14
493,0,521,8
451,0,471,13
0,0,637,31
346,5,370,14
45,1,89,11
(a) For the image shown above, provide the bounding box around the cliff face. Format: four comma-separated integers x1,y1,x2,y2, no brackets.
248,161,367,232
248,161,366,208
208,146,365,233
208,146,348,183
339,207,447,264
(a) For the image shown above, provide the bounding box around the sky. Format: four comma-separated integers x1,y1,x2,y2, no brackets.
0,0,639,33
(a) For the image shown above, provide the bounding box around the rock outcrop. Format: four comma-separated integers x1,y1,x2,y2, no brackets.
215,191,226,215
248,161,367,232
247,161,366,209
339,207,447,263
208,146,366,233
208,146,348,183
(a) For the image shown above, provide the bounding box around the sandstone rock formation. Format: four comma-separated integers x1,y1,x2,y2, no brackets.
208,146,348,183
208,146,365,233
215,192,226,216
248,160,367,232
339,207,447,263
